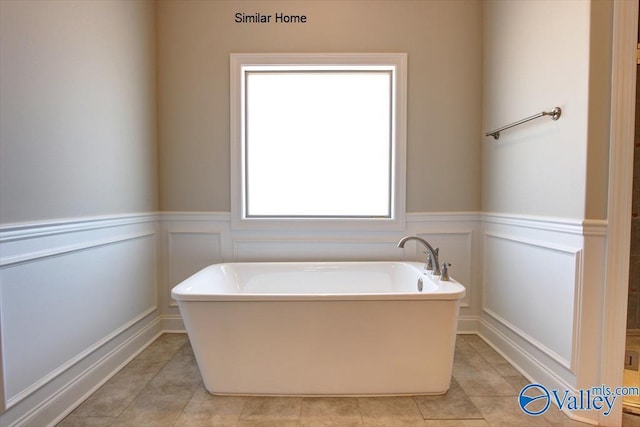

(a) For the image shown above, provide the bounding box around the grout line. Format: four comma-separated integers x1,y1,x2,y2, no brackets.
112,335,190,426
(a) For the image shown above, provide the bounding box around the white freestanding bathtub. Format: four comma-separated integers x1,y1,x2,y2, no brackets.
171,261,465,396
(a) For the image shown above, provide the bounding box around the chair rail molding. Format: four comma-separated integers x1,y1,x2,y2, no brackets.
0,213,160,427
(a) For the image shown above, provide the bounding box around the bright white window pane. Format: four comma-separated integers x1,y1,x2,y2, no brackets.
245,71,392,217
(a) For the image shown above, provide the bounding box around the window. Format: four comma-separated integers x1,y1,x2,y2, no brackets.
230,53,407,229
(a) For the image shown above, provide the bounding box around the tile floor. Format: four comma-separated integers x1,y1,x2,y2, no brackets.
59,333,631,427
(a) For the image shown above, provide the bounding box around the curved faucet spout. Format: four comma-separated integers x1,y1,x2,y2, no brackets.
397,236,441,276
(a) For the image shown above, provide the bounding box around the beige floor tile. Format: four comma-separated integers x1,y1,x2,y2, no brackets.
110,350,201,427
470,395,592,426
453,351,518,397
238,396,302,424
132,333,188,364
145,351,202,393
463,336,521,377
479,352,521,377
538,404,594,427
413,378,483,420
66,333,608,426
179,340,194,356
71,359,166,417
455,335,477,354
110,390,195,427
502,375,530,393
56,415,116,427
470,396,550,427
174,388,247,427
300,397,363,427
358,396,424,426
462,334,493,351
237,420,300,427
424,420,489,427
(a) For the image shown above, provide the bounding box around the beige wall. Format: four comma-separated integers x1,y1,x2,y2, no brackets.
0,0,613,222
157,0,483,214
585,0,613,220
0,0,158,225
482,0,612,219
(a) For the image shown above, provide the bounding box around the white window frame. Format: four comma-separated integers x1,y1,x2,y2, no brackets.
230,53,407,230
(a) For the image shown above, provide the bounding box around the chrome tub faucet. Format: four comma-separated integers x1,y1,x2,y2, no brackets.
397,236,441,276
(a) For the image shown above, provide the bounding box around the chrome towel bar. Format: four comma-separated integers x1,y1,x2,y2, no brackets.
485,107,561,140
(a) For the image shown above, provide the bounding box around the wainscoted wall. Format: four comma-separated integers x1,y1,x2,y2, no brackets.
0,214,162,427
158,211,608,400
478,214,607,424
0,211,608,426
158,212,483,333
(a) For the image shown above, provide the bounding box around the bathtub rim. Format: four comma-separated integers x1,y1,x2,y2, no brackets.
171,260,466,302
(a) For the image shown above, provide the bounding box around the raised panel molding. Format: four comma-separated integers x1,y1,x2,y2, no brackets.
480,214,606,401
166,231,223,305
482,230,583,369
0,214,159,426
231,237,402,261
158,211,482,317
0,210,608,426
414,230,474,309
0,231,155,268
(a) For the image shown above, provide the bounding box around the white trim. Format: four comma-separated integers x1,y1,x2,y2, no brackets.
0,213,158,242
601,1,639,425
481,212,605,235
158,210,481,316
582,219,609,237
161,211,482,224
230,53,407,231
165,229,224,307
1,209,611,425
482,231,583,372
161,315,186,333
412,229,474,309
0,231,156,267
0,213,160,422
407,212,481,223
483,230,583,254
456,316,480,334
482,307,571,370
477,320,597,426
5,314,162,427
7,306,158,411
159,211,231,223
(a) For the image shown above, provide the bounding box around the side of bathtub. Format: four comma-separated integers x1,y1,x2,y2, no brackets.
178,298,461,396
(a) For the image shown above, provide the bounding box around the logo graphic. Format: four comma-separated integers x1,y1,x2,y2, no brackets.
519,383,639,416
518,383,551,416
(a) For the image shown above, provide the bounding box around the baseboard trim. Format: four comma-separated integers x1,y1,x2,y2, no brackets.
477,317,598,426
4,314,162,427
456,315,479,334
161,315,186,333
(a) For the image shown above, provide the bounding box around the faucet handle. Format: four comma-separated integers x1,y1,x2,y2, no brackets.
440,262,451,281
423,251,432,271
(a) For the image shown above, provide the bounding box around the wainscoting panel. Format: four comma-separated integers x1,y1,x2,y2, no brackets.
232,237,402,262
167,231,223,290
413,231,474,309
159,212,482,324
479,214,606,399
0,214,160,426
482,232,581,368
0,211,611,426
